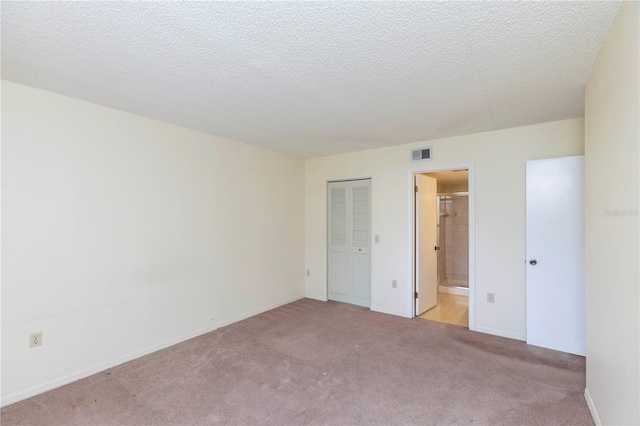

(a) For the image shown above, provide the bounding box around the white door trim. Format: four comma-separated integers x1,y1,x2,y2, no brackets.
408,162,475,331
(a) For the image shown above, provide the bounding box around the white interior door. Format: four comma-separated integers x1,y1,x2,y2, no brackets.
328,179,371,308
416,174,438,315
526,156,585,356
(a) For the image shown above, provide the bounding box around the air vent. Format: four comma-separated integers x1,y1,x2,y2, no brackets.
411,147,432,161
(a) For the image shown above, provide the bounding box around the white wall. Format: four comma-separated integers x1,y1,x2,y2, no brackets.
584,2,639,424
1,81,306,405
305,118,584,339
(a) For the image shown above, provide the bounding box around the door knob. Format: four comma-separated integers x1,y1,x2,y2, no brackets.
529,259,537,265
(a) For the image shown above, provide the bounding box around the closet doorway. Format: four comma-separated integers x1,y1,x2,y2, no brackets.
327,179,372,308
413,167,474,329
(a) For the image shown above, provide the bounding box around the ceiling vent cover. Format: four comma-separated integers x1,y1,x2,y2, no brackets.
411,147,432,161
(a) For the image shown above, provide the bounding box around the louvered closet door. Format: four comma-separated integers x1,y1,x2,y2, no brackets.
328,179,371,308
328,184,350,304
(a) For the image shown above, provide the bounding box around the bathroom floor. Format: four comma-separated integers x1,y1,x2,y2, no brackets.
419,293,468,327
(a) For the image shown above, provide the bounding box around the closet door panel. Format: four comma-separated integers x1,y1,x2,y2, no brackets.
350,181,371,307
328,179,371,308
350,253,371,306
328,184,350,303
329,252,350,302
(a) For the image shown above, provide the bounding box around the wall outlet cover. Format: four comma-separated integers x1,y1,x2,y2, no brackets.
29,331,43,348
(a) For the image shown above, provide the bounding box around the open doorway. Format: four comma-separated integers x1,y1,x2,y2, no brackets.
414,168,471,328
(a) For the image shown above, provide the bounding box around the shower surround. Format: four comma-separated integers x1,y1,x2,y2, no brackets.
438,186,469,288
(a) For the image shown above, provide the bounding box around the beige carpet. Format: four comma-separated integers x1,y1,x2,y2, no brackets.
1,298,592,425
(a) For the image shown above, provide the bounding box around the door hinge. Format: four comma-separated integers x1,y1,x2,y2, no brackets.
415,185,418,193
415,291,418,299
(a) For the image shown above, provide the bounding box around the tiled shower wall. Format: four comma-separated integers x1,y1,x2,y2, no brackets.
445,196,469,283
438,218,448,284
438,183,469,286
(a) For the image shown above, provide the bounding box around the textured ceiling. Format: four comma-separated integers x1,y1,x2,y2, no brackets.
1,2,620,158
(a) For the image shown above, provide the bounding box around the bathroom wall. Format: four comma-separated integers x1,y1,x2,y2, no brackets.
440,182,468,193
437,214,448,285
444,196,469,285
436,181,469,286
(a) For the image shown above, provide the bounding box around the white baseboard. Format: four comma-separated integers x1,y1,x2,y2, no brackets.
207,294,306,329
584,388,601,425
1,294,305,408
304,292,328,302
474,326,526,341
370,305,411,318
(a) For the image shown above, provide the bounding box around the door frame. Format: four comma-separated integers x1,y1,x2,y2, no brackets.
408,163,475,331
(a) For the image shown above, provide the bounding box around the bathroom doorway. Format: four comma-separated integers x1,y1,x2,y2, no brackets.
414,168,471,328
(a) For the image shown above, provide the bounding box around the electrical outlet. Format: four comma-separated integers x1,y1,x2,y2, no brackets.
29,331,43,348
374,235,380,243
487,293,495,303
392,280,397,289
306,269,310,277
